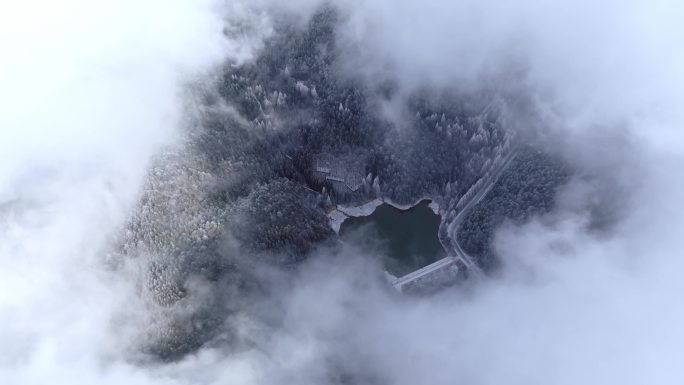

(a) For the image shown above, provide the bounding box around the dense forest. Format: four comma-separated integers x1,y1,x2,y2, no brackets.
456,147,570,271
208,7,513,207
118,5,522,359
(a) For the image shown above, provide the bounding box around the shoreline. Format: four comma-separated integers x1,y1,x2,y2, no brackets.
328,196,439,233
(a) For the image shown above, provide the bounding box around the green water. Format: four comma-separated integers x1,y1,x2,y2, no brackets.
339,200,446,277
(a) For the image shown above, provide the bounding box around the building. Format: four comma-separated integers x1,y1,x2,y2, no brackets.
312,153,366,194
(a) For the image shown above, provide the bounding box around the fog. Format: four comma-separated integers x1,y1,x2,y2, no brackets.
2,0,684,384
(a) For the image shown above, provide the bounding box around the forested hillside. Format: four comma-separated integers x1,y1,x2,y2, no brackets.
118,5,521,359
457,148,570,271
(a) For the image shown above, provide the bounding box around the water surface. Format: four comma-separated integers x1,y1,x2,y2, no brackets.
339,200,445,277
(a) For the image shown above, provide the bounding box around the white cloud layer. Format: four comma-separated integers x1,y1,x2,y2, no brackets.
1,0,684,384
0,0,229,383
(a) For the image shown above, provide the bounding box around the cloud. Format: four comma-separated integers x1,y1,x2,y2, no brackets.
0,0,234,383
2,0,684,384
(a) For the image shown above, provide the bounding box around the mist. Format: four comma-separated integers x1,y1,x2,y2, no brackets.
2,0,684,384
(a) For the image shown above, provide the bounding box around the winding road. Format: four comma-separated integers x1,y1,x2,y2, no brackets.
392,150,518,289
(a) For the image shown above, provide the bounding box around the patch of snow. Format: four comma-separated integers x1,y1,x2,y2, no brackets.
328,209,348,233
337,198,383,217
428,201,440,214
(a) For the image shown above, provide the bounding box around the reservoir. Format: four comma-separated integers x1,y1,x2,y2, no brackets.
339,200,446,277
